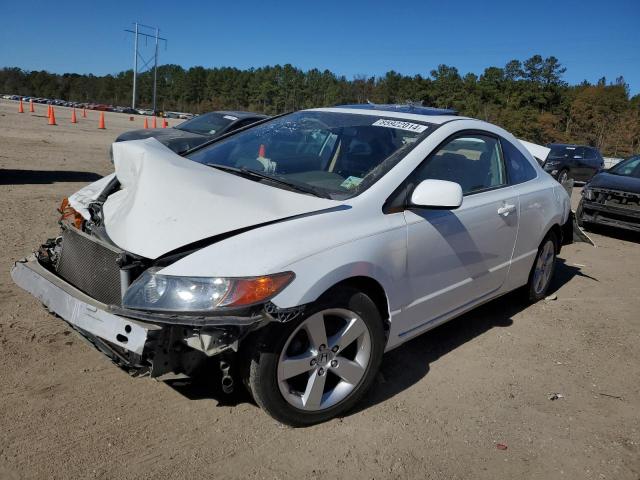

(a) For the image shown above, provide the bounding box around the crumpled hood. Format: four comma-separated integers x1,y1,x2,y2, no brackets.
72,138,340,259
518,139,550,164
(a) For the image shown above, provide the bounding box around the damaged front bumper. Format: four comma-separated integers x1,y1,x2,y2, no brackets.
11,256,268,377
579,199,640,233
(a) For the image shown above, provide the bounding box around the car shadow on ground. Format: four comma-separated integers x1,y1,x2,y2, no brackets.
585,224,640,244
547,257,598,294
0,169,102,185
165,257,593,417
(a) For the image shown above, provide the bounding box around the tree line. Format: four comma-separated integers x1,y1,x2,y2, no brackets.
2,55,639,157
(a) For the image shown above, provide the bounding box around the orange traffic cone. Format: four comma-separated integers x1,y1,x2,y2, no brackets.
29,99,34,113
82,108,87,118
48,107,57,125
162,119,168,128
143,117,149,129
18,99,24,113
152,116,157,128
98,111,106,129
71,108,77,124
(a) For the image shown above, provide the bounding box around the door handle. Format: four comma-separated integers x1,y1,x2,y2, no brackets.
497,204,516,216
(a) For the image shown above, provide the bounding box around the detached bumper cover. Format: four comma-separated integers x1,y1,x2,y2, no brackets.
11,256,159,355
11,256,274,377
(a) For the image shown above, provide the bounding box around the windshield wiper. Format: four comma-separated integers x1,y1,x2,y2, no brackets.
207,164,332,199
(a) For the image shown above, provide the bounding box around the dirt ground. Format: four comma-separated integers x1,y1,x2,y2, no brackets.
0,98,639,480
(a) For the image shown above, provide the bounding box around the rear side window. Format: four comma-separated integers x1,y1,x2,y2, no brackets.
501,139,537,184
584,148,595,160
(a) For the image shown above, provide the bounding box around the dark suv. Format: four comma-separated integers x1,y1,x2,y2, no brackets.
543,144,604,183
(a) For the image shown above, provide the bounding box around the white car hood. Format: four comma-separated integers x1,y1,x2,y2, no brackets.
69,138,340,259
518,139,550,163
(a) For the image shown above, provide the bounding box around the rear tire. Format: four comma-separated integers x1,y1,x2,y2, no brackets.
245,286,385,427
524,231,558,303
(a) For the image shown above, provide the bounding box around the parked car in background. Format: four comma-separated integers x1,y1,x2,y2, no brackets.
543,144,604,183
12,104,580,426
577,155,640,232
110,110,268,159
112,106,138,114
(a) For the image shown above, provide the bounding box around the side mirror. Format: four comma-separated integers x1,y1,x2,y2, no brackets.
410,179,463,209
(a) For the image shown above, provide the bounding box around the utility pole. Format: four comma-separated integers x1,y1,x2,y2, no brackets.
153,27,159,113
132,22,138,110
125,23,167,113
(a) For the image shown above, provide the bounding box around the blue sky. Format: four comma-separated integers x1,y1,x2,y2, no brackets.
1,0,638,94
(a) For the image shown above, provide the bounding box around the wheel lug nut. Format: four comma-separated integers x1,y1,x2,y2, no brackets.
310,359,317,366
330,360,338,368
331,345,339,353
318,368,325,376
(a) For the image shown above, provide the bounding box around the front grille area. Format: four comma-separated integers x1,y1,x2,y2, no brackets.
56,227,123,305
591,188,640,211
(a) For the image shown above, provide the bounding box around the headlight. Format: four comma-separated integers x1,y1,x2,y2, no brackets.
122,269,294,312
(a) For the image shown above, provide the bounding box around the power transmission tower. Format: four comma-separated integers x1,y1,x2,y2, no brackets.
125,22,167,112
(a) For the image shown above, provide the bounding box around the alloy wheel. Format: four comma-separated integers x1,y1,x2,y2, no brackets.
277,308,372,411
533,239,555,295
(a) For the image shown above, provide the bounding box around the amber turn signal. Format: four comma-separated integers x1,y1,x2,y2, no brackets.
221,272,295,307
58,198,84,229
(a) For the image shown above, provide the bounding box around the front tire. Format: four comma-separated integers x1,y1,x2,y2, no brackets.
525,232,558,302
246,287,385,427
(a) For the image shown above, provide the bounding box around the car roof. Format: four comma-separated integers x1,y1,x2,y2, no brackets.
310,106,463,125
338,103,457,116
548,143,596,149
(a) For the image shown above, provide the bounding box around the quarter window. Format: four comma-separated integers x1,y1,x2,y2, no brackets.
414,135,506,194
500,138,537,184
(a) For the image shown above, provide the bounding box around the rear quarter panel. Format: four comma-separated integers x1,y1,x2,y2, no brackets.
504,175,569,291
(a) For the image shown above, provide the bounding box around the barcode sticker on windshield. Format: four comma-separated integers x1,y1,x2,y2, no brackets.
372,119,428,133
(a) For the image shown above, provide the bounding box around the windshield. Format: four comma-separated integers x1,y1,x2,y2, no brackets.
548,145,579,159
175,112,235,136
609,156,640,178
186,111,433,198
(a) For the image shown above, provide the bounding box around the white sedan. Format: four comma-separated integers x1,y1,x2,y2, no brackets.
12,104,575,426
